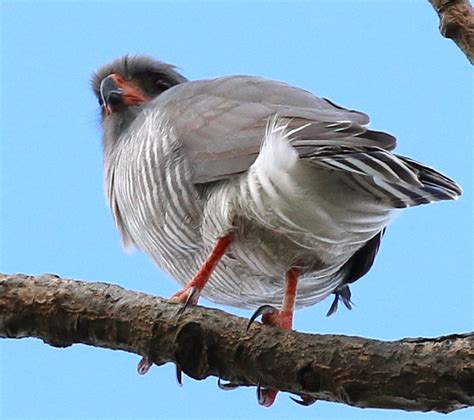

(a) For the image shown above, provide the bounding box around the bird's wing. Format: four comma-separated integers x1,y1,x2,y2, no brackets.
155,75,396,183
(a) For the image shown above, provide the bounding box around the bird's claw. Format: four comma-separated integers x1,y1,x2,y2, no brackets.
137,356,153,375
327,287,354,316
246,304,278,331
289,394,317,406
175,364,183,387
256,383,278,407
175,286,200,314
183,286,200,310
326,294,339,317
217,377,241,391
248,304,288,407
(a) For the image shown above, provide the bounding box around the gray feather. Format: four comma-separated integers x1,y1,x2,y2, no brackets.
151,76,396,183
92,56,461,310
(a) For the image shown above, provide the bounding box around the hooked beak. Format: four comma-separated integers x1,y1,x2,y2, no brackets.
99,74,146,115
100,75,122,115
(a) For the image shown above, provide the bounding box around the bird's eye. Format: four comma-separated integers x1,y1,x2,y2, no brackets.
98,97,104,106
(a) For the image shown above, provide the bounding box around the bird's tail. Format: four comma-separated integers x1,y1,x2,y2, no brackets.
303,147,462,208
395,156,462,206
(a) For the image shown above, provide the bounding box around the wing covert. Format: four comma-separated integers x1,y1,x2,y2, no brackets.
153,75,396,183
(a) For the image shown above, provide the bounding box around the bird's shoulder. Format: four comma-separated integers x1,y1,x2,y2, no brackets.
154,75,366,121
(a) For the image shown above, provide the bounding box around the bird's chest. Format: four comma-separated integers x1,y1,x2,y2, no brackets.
108,132,204,260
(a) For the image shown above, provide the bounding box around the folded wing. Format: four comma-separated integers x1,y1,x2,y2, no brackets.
155,75,396,183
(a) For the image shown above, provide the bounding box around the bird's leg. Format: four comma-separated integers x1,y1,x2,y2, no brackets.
248,267,300,407
171,233,234,307
137,234,234,376
248,267,299,330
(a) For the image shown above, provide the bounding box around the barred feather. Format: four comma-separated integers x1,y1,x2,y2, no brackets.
94,56,462,311
301,146,461,208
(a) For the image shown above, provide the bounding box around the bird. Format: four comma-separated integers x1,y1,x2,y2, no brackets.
91,54,461,407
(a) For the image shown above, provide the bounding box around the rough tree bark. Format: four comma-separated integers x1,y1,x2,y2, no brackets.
1,273,472,413
428,0,474,63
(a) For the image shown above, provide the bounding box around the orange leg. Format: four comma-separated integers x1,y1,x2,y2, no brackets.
137,234,234,376
260,267,299,329
246,268,301,407
218,267,316,406
171,233,234,306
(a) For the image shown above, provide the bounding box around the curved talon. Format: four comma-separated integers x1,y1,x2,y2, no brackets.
326,294,339,317
184,286,199,308
217,377,240,391
342,297,354,311
256,383,278,407
289,395,317,406
137,356,153,375
177,286,200,314
247,305,278,331
175,364,183,387
256,383,264,405
327,286,354,316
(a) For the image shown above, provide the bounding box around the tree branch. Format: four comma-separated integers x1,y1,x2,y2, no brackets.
0,273,472,413
428,0,474,63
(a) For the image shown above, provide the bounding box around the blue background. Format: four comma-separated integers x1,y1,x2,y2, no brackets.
1,1,472,419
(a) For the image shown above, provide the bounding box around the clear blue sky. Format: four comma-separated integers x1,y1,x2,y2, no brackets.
1,1,472,419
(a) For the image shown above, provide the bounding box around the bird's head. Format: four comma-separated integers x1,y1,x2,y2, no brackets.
91,55,187,151
91,54,187,118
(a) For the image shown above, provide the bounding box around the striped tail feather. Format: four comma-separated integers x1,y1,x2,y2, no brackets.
301,146,462,208
397,156,462,201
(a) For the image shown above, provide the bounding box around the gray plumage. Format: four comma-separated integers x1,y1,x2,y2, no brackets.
92,55,461,310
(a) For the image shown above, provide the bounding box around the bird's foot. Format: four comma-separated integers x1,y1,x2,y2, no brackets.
175,364,183,386
170,286,202,383
247,304,293,331
170,234,234,314
217,378,316,407
246,304,294,407
290,394,317,406
135,286,201,376
171,285,201,311
135,235,234,379
257,384,279,407
137,356,153,375
136,286,201,376
135,287,197,377
217,377,241,391
258,386,317,407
